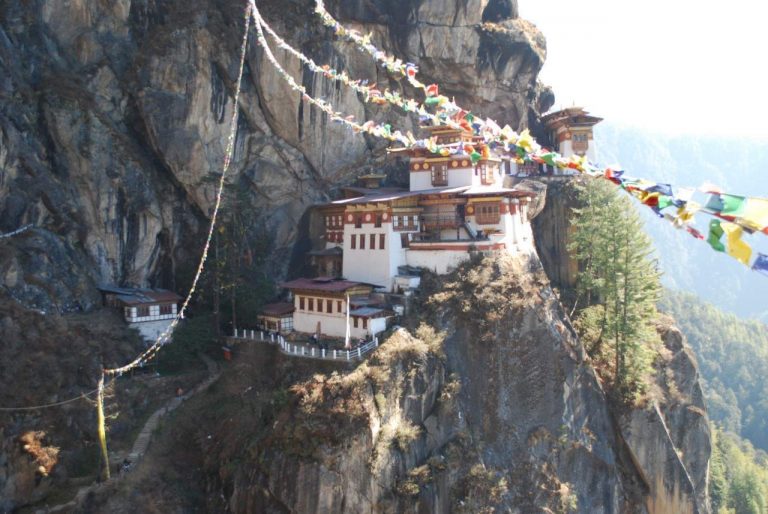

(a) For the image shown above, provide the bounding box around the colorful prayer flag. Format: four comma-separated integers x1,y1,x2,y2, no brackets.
721,222,752,266
752,253,768,276
707,219,726,252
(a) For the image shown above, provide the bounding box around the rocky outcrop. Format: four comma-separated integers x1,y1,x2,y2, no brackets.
619,320,711,514
65,259,713,514
530,178,580,290
0,0,548,312
196,254,626,512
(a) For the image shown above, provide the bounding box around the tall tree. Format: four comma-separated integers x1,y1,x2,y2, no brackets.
568,178,662,400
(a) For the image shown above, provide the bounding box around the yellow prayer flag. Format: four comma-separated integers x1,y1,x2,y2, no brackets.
722,222,752,266
737,198,768,233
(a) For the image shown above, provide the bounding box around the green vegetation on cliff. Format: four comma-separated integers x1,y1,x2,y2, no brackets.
568,178,662,400
710,427,768,514
658,290,768,451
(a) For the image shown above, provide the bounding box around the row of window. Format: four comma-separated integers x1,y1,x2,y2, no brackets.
125,304,175,318
324,215,344,229
474,204,501,225
326,231,343,243
393,215,418,231
351,214,385,228
350,233,386,250
298,296,344,314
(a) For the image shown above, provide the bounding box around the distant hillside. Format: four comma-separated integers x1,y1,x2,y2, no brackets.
659,289,768,451
596,123,768,322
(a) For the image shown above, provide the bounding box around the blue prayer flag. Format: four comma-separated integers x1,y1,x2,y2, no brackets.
752,253,768,276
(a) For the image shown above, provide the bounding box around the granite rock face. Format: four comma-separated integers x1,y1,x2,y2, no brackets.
619,321,712,514
0,0,547,312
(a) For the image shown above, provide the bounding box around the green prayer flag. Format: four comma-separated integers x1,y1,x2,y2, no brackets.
721,194,747,216
657,196,674,210
470,150,482,164
424,97,441,106
541,152,557,167
707,219,726,252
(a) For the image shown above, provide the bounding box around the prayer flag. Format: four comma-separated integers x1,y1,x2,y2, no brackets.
646,183,673,197
686,226,705,240
739,198,768,233
752,253,768,276
721,222,752,266
720,194,747,216
425,84,439,97
707,219,726,252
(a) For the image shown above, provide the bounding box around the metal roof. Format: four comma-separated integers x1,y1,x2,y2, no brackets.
349,307,388,318
99,286,181,305
259,302,296,317
281,277,374,293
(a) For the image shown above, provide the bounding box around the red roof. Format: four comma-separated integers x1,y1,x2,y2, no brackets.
281,277,373,293
259,302,295,317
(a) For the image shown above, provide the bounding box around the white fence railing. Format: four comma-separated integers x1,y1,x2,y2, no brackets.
230,328,379,361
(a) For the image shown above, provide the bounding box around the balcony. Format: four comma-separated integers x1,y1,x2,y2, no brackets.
419,213,463,230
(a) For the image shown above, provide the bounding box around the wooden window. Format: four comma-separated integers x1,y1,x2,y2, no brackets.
353,317,359,328
360,234,365,249
299,297,305,310
375,214,382,228
362,318,368,329
327,299,333,313
337,300,342,313
351,234,356,249
137,306,150,317
370,233,376,249
317,299,323,313
160,304,173,315
355,215,362,228
475,203,500,225
431,164,448,186
401,233,410,248
308,298,314,311
380,233,385,250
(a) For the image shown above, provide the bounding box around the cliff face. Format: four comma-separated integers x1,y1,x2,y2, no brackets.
0,1,713,512
0,0,548,312
128,253,710,514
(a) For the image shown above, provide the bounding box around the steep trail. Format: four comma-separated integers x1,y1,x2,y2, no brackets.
41,355,220,514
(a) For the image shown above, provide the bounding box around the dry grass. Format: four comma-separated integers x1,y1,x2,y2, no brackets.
19,431,59,476
439,373,461,406
393,420,421,451
374,329,429,366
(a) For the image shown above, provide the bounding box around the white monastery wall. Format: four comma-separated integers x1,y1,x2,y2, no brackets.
343,224,405,291
409,171,433,191
406,248,472,274
130,319,174,343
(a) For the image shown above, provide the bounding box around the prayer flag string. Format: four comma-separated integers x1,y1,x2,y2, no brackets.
105,0,254,376
307,1,768,272
0,224,33,240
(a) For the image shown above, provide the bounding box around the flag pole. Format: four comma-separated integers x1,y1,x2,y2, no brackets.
345,293,351,349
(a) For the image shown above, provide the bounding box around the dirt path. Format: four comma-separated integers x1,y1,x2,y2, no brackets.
39,355,221,514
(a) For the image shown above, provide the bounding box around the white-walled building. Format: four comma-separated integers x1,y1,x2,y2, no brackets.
314,124,536,290
98,286,181,342
280,278,388,339
270,121,542,340
257,302,295,333
541,107,602,167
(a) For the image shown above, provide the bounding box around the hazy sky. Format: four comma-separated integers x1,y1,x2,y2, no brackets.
520,0,768,139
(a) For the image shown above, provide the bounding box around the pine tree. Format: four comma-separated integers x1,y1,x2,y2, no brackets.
569,178,662,400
